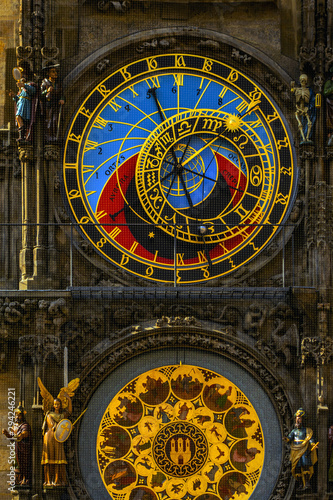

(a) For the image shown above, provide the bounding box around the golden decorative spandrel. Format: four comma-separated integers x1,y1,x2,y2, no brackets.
97,365,264,499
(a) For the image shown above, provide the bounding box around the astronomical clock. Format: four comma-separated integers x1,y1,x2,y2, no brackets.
62,53,297,284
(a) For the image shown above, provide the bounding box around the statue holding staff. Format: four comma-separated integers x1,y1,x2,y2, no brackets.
283,408,318,492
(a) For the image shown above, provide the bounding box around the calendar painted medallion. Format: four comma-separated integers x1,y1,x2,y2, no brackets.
96,365,265,499
63,54,297,284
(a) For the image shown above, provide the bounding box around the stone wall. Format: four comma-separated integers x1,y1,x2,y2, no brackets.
0,0,18,128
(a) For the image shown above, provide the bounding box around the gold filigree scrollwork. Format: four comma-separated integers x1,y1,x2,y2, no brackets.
301,336,333,365
16,46,34,70
41,46,60,68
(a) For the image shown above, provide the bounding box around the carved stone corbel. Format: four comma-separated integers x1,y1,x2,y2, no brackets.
18,145,35,162
44,144,60,161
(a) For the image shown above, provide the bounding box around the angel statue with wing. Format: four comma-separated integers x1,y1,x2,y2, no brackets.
37,377,79,486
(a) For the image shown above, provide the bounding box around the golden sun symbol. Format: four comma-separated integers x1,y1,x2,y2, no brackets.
224,114,242,132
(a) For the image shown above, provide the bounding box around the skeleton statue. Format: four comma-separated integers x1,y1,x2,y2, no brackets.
291,74,316,144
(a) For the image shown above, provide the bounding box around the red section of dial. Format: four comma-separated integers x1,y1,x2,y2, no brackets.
96,152,250,265
216,152,246,206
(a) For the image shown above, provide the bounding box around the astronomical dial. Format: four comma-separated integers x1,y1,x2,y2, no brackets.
63,54,297,283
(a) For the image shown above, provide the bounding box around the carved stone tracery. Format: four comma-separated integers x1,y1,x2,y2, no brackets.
1,293,305,373
301,336,333,365
18,334,61,365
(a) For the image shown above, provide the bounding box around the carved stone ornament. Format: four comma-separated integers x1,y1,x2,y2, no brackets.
44,144,60,161
299,46,317,72
0,297,69,339
95,58,110,74
301,336,333,365
313,74,324,93
18,334,61,365
16,46,34,69
299,147,315,160
135,37,176,54
18,145,34,162
41,46,60,68
260,76,288,113
325,47,333,72
154,316,201,327
243,301,299,367
197,39,220,50
97,0,131,12
67,328,293,500
231,47,252,64
0,146,21,178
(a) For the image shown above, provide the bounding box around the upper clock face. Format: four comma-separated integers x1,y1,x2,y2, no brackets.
63,54,297,284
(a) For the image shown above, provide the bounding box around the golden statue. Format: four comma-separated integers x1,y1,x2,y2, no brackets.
37,377,79,486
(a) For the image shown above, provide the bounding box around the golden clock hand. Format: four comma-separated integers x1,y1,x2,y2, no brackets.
163,156,218,185
149,88,179,166
181,134,222,167
238,99,261,119
198,226,213,271
181,99,261,167
162,137,193,171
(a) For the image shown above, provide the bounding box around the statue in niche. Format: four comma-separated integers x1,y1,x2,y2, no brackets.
291,74,316,144
38,377,79,486
324,66,333,145
2,405,32,486
8,67,37,143
283,408,318,492
40,65,65,142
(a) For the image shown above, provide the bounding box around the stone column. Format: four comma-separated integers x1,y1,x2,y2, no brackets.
44,146,61,285
19,147,35,285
